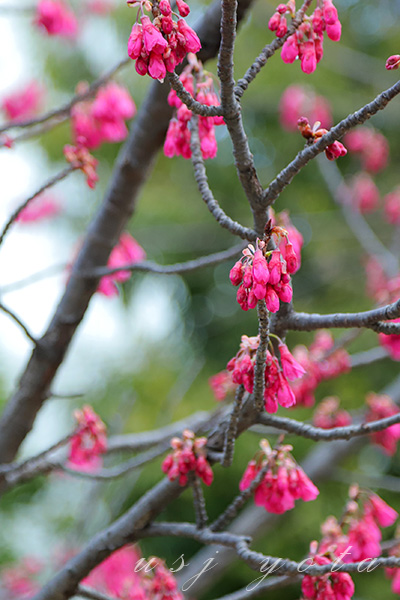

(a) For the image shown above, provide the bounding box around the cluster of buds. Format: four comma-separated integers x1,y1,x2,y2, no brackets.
68,406,107,472
1,81,44,123
366,393,400,455
319,485,398,562
219,334,305,412
34,0,78,38
230,226,298,313
240,439,319,514
97,232,146,297
161,429,213,486
298,117,347,161
384,187,400,225
164,55,224,160
301,548,355,600
312,396,352,429
345,126,389,173
289,331,351,407
269,0,341,74
127,0,201,81
72,82,136,150
386,54,400,70
344,172,380,214
279,84,332,132
64,144,99,189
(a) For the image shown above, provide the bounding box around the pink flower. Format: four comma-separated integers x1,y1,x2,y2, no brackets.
97,233,146,297
162,430,213,486
345,127,389,173
64,144,99,189
366,392,400,455
127,23,144,60
325,140,347,160
279,343,306,380
386,54,400,70
141,15,168,54
326,19,342,41
35,0,78,38
16,194,61,223
68,406,107,472
209,371,236,401
347,172,380,213
176,19,201,53
91,82,136,131
379,318,400,360
384,188,400,225
313,396,352,429
366,493,398,528
281,35,299,63
1,81,44,122
300,41,317,74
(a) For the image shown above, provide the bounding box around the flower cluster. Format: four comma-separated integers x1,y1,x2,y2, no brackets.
343,172,380,214
319,485,398,562
289,331,351,407
313,396,352,429
298,116,347,161
16,194,61,224
240,439,319,514
83,546,183,600
97,232,146,297
269,0,341,74
34,0,78,38
364,256,400,306
68,405,107,471
279,84,332,132
1,81,44,122
345,126,389,173
366,392,400,455
386,54,400,70
64,144,99,189
230,231,297,313
301,550,355,600
127,0,201,81
164,56,224,160
161,429,213,486
384,187,400,225
224,335,305,411
209,370,237,401
72,82,136,150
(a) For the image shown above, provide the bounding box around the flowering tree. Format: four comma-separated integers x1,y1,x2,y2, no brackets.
1,1,400,599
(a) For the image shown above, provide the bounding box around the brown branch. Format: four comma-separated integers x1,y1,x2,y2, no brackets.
166,72,222,116
263,78,400,206
222,385,246,467
252,300,269,412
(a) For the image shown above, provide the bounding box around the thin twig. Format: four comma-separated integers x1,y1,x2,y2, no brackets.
189,116,257,241
257,412,400,442
210,460,271,532
263,78,400,206
235,0,313,99
190,474,209,529
222,385,246,467
0,301,38,345
252,300,269,412
0,166,74,248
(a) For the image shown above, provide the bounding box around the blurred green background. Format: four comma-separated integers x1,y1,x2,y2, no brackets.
0,0,400,598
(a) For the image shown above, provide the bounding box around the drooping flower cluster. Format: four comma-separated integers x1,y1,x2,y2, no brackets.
68,405,107,471
289,331,351,407
209,370,237,401
279,84,332,132
384,187,400,225
240,439,319,514
301,549,355,600
343,172,380,214
97,232,146,297
298,116,347,161
64,143,99,189
34,0,78,38
164,56,224,160
269,0,341,74
127,0,201,81
16,194,61,224
319,485,398,562
366,392,400,455
313,396,352,429
345,126,389,173
222,335,305,411
72,82,136,150
230,229,298,313
1,81,44,123
161,429,213,486
275,210,304,273
83,546,183,600
386,54,400,70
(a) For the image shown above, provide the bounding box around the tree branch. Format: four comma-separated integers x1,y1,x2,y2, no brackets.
263,78,400,206
252,301,269,412
0,301,38,345
166,72,222,116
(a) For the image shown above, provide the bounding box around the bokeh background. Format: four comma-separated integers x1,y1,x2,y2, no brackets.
1,0,400,597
